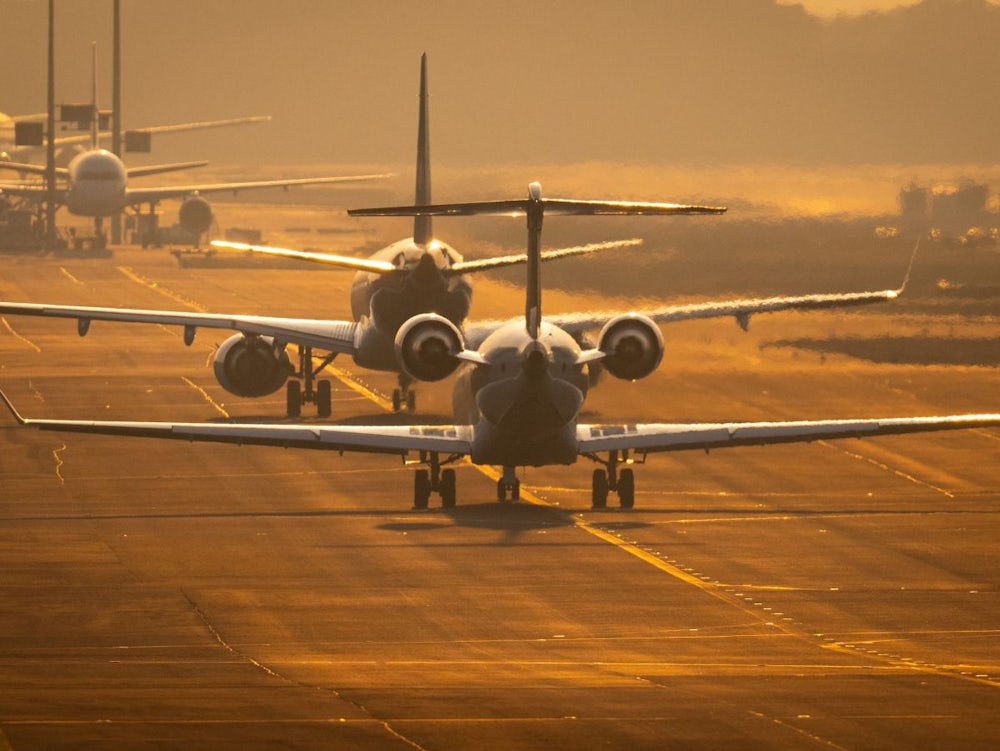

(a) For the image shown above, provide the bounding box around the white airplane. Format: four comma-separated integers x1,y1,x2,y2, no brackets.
5,182,984,512
0,48,388,243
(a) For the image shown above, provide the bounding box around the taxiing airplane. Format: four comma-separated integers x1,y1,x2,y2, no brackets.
207,55,657,414
4,182,985,512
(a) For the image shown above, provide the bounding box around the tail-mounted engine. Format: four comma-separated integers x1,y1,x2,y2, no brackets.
394,313,464,382
212,334,291,397
597,314,663,381
178,195,214,235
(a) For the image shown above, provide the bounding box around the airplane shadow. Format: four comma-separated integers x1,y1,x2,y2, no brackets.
764,336,1000,367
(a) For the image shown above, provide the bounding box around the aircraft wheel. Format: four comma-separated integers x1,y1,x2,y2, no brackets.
286,380,302,418
392,389,402,413
591,469,608,509
413,470,431,509
511,480,520,502
406,390,416,412
440,469,457,509
618,468,635,509
316,380,332,418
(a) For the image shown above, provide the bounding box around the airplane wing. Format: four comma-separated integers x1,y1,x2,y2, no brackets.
577,414,1000,455
0,162,68,177
209,240,398,275
462,287,901,348
126,160,208,179
0,389,471,456
126,173,392,206
0,183,55,201
0,301,360,354
43,116,273,149
207,238,643,276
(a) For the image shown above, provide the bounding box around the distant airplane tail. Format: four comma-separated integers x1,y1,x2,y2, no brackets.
89,42,99,150
413,53,432,246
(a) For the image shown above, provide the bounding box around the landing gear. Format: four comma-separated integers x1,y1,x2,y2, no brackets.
411,452,461,509
392,374,416,413
286,345,336,417
587,450,639,509
496,466,520,502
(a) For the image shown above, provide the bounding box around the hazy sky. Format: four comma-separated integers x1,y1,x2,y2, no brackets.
2,0,998,168
779,0,922,15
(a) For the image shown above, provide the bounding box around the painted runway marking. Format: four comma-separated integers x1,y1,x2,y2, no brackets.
818,440,955,498
117,266,209,312
1,316,41,352
181,376,230,418
326,365,393,411
58,267,82,284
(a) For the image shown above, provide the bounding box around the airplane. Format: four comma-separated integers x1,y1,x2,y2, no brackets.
0,54,711,419
6,181,990,512
0,47,388,246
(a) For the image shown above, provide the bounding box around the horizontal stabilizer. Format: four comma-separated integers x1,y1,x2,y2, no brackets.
447,238,643,275
350,197,726,218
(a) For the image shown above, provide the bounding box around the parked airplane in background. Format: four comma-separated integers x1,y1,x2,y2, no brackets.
0,48,386,245
0,151,385,244
3,182,992,511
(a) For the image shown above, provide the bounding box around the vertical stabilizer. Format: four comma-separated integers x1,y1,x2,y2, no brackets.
525,182,543,340
89,42,99,149
413,53,432,246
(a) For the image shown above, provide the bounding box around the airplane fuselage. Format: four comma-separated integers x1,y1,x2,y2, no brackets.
454,320,590,467
64,149,127,217
350,237,473,372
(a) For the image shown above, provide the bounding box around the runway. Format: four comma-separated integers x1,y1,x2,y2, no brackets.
1,242,998,749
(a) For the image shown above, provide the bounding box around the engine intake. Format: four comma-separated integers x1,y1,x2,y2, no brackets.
597,314,663,381
394,313,464,382
178,195,214,235
212,334,291,397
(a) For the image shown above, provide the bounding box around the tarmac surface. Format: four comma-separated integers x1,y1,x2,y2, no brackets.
0,242,998,750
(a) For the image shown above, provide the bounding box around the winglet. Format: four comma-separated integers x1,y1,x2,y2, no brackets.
0,386,29,426
895,236,921,296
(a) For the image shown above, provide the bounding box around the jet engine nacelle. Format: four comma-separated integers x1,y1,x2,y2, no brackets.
178,195,214,235
597,314,664,381
394,313,464,382
212,333,291,397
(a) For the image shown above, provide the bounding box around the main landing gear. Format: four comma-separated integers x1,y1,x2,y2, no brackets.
588,450,638,509
496,465,520,502
392,373,417,413
412,452,459,509
286,345,335,417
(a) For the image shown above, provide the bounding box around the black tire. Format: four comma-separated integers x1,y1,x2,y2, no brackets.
592,469,608,509
413,469,431,509
392,389,402,413
316,379,332,418
511,480,520,502
496,479,507,502
618,468,635,509
440,468,457,509
286,380,302,418
406,390,416,412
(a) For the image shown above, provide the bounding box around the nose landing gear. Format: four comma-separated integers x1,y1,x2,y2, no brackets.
412,452,459,509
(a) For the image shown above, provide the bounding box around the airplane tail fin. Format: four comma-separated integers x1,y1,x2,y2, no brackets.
90,42,99,150
413,53,432,246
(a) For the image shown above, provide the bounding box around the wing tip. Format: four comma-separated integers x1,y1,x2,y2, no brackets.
0,385,28,426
